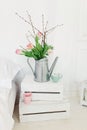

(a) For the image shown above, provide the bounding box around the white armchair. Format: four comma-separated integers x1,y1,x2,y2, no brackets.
0,57,21,130
0,57,20,80
0,57,28,104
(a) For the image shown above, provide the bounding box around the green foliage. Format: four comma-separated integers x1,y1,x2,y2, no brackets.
22,36,53,60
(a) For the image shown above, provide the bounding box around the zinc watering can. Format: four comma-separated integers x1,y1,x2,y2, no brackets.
27,56,58,82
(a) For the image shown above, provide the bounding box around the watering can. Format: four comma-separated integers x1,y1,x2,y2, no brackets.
27,56,58,82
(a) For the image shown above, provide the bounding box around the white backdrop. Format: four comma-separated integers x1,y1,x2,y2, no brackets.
0,0,86,96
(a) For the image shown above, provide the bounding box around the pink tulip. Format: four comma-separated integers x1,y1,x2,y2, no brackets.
37,31,43,39
26,43,34,49
15,49,22,55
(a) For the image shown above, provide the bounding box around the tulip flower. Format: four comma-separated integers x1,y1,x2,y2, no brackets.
15,49,23,55
37,31,43,39
26,43,34,49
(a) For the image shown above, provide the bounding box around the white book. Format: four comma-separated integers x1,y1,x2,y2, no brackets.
21,76,63,101
21,90,63,101
29,91,63,101
21,75,63,92
19,99,70,122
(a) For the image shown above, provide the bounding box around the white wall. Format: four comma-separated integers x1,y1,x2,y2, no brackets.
0,0,87,96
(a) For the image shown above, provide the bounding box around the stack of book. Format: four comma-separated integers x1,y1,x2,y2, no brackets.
19,76,70,122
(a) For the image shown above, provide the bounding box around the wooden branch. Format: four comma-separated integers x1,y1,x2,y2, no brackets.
45,21,48,32
26,10,36,35
46,24,63,34
25,33,32,43
15,12,41,33
28,30,35,39
42,14,44,33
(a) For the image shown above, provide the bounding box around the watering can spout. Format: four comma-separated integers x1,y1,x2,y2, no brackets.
49,56,58,77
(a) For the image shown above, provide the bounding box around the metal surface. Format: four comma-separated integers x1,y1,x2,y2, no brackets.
27,57,58,82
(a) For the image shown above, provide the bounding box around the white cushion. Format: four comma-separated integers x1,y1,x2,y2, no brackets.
0,79,12,89
0,57,20,80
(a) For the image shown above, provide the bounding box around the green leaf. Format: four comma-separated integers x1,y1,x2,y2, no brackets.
35,36,39,43
36,43,43,52
23,51,33,57
42,43,53,57
32,47,40,56
35,36,43,52
23,50,38,59
42,43,49,55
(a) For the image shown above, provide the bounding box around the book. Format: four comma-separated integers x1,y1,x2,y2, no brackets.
21,81,63,101
19,99,70,122
29,91,63,101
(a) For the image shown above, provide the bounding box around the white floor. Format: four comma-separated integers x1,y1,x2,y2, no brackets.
13,96,87,130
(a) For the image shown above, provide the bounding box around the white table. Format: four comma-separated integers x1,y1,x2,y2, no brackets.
19,75,70,122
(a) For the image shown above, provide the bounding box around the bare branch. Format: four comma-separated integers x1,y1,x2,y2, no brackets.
16,12,63,46
45,21,48,32
15,12,41,33
28,30,35,39
19,45,27,51
46,24,63,34
42,14,44,33
25,33,32,43
41,14,45,45
43,21,48,44
26,10,36,35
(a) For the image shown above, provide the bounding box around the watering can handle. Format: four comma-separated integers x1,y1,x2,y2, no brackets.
27,58,35,75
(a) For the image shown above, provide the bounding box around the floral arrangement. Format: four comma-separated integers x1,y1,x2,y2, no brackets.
15,11,63,60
